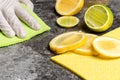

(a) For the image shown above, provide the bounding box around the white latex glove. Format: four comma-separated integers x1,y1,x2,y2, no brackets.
0,0,41,38
19,0,34,10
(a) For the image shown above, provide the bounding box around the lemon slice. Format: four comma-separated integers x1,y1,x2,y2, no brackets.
55,0,84,15
72,33,98,56
49,31,87,54
93,36,120,58
84,4,114,32
57,16,79,28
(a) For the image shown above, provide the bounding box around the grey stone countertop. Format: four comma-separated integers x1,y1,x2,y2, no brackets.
0,0,120,80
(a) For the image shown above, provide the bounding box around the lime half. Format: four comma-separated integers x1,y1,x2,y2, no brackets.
84,4,114,32
57,16,79,28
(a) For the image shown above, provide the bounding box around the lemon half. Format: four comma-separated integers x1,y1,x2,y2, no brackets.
84,4,114,32
55,0,84,15
49,31,87,54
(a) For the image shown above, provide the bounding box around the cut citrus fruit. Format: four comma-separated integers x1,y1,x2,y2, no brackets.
72,33,98,56
84,4,114,32
56,16,79,28
49,31,87,54
55,0,84,15
93,36,120,58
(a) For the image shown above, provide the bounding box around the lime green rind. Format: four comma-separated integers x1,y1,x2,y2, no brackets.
98,5,114,32
0,4,51,47
84,4,114,32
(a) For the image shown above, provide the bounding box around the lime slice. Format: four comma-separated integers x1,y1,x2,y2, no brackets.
56,16,79,28
49,31,87,54
84,4,114,32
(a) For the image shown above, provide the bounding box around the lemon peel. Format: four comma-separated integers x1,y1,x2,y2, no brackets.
93,36,120,58
55,0,84,15
49,31,87,54
72,33,98,56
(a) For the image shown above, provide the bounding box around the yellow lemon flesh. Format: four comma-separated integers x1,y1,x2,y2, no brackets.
49,31,87,54
93,36,120,58
72,33,98,56
55,0,84,15
84,4,114,32
57,16,79,28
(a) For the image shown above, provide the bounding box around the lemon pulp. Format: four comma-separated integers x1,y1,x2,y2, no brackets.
55,0,84,15
49,31,87,54
72,33,98,56
57,0,79,12
93,36,120,58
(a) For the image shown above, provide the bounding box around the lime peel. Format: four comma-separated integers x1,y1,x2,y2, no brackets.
57,16,80,28
84,4,114,32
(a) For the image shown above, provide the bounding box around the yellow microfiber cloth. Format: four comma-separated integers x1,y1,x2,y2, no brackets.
51,27,120,80
0,4,51,47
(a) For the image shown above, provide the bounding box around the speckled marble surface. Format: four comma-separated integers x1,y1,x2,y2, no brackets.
0,0,120,80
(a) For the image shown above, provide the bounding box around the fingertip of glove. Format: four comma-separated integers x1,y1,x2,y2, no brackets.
18,33,27,38
5,31,15,38
16,30,27,38
33,24,41,30
18,35,26,38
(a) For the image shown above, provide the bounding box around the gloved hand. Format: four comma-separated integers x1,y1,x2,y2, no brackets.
0,0,41,38
19,0,34,10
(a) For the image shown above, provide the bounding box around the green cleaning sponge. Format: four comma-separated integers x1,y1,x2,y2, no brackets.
0,4,51,47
